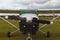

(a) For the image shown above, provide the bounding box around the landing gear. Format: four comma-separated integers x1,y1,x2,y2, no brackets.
7,32,11,37
7,29,19,38
39,30,50,38
26,33,32,40
46,32,50,38
27,38,32,40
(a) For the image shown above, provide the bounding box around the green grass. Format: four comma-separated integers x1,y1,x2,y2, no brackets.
0,17,60,40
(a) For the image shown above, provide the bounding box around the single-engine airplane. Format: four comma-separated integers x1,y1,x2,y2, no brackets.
0,9,54,40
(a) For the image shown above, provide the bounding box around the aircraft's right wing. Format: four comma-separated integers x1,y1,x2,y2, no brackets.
0,13,19,16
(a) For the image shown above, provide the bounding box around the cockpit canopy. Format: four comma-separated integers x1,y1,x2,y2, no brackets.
20,9,38,15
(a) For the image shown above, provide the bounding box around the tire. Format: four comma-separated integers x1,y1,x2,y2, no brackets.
26,38,32,40
7,32,11,37
46,32,50,38
28,38,31,40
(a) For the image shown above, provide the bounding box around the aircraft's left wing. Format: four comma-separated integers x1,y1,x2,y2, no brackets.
38,14,60,16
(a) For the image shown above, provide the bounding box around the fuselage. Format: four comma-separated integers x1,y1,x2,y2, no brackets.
19,13,39,35
20,13,39,22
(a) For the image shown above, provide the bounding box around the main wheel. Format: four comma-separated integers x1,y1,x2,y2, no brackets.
46,32,50,38
7,32,11,37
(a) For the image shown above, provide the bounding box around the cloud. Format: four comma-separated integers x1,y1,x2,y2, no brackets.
28,0,60,9
0,0,60,10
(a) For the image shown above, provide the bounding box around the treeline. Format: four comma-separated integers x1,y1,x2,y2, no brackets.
38,10,60,13
0,10,19,13
0,10,60,13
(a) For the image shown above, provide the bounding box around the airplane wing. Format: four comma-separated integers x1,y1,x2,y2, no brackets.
0,13,59,17
0,13,19,16
38,14,60,16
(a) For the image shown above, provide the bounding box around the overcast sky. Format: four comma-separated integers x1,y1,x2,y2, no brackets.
0,0,60,10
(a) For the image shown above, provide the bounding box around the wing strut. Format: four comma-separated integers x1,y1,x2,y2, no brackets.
0,17,19,30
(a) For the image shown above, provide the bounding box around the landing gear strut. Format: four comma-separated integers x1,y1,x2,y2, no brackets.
26,33,32,40
39,30,50,38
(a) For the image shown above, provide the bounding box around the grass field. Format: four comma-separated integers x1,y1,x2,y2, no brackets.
0,17,60,40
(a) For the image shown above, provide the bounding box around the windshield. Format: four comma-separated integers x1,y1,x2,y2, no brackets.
20,9,38,15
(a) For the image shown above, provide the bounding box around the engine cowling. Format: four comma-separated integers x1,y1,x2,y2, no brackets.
19,18,39,35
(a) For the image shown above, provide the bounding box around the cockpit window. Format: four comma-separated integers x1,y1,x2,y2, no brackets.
20,9,38,15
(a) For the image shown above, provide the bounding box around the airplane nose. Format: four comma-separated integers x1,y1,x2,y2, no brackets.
27,20,32,23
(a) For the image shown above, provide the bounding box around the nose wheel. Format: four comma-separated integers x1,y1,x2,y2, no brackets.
26,33,32,40
26,37,32,40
